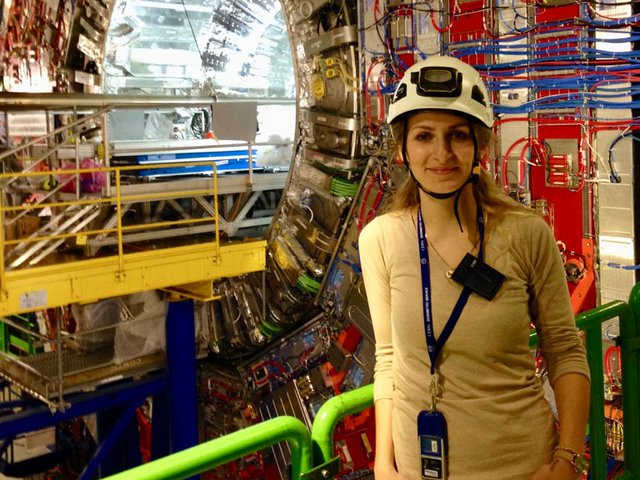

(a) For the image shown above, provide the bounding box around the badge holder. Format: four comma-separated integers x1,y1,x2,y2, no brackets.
450,253,505,300
418,409,448,479
418,378,448,479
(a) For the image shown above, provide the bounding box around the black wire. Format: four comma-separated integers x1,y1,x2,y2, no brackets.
358,12,391,32
190,109,210,138
334,0,348,28
181,0,203,61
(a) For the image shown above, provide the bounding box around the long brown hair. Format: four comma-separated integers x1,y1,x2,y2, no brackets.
385,112,533,220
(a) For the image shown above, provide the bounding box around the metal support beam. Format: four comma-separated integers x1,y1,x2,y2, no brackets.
87,402,141,479
166,299,198,480
0,374,167,438
0,240,265,316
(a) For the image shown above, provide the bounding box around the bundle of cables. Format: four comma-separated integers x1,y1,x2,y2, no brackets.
330,176,359,197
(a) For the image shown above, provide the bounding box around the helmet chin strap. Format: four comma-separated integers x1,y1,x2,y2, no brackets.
402,118,480,233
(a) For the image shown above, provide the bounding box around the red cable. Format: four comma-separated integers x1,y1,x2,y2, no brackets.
374,0,381,23
501,137,532,191
357,171,386,234
430,9,453,33
604,345,622,383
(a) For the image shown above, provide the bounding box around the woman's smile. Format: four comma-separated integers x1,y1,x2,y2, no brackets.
427,166,459,175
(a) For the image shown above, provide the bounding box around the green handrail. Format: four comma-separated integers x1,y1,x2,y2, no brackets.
574,301,631,480
101,415,313,480
529,300,638,479
311,383,375,466
620,282,640,479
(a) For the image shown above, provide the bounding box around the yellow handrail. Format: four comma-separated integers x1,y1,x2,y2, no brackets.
0,160,220,285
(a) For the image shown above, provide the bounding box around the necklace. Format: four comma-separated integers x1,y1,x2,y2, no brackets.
428,236,481,278
415,207,483,276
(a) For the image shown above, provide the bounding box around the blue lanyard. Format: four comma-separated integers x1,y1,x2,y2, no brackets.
417,206,485,375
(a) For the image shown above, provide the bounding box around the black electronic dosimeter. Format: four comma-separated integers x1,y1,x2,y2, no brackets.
418,409,448,479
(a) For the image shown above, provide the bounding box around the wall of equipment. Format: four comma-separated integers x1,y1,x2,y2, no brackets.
1,0,639,478
0,0,112,93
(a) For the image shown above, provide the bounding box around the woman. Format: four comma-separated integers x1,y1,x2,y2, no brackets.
359,56,590,480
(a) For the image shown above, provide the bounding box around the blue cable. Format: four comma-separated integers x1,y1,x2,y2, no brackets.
607,262,640,270
380,7,640,121
580,13,640,28
608,130,640,183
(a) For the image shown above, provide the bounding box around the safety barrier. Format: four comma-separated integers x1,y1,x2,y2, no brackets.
101,415,313,480
308,383,374,477
621,282,640,479
104,283,640,479
525,286,640,480
577,299,639,480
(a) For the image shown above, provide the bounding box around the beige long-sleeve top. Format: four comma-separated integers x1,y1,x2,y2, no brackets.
359,208,589,480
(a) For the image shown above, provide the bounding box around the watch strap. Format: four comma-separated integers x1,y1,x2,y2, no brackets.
553,446,589,475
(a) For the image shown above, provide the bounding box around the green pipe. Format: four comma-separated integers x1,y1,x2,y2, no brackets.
576,301,630,480
528,301,632,480
102,415,313,480
311,383,374,465
623,283,640,478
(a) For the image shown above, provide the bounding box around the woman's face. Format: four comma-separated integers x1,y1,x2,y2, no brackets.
403,110,476,195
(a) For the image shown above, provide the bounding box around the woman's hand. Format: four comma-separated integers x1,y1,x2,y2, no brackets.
374,464,410,480
530,458,581,480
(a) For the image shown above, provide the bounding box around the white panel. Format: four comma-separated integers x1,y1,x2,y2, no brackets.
598,184,634,236
211,101,258,143
593,5,636,303
598,235,636,302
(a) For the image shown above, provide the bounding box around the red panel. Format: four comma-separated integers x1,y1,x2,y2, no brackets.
334,407,377,475
536,4,579,23
448,0,489,67
527,3,596,312
449,0,486,38
532,125,596,312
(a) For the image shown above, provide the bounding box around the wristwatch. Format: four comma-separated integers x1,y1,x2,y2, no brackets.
553,446,590,475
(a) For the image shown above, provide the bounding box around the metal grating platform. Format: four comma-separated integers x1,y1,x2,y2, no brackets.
0,347,165,408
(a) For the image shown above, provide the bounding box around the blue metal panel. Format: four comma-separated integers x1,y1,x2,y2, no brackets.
0,300,200,477
165,300,199,457
151,389,172,460
139,159,264,177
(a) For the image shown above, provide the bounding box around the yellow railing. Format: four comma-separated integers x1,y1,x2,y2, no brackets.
0,106,112,175
0,161,220,279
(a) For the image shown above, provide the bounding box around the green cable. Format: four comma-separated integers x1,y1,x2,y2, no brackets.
296,274,321,293
312,160,365,177
257,318,283,338
330,176,358,197
330,177,358,196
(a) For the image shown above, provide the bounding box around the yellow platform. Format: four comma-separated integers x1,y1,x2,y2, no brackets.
0,239,266,316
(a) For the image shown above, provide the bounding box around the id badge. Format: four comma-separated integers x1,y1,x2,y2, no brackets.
417,410,448,479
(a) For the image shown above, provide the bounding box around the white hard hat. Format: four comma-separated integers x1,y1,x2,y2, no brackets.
387,56,494,128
